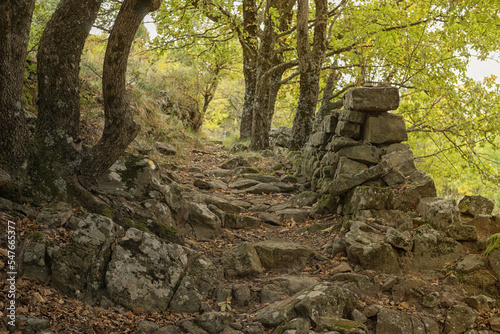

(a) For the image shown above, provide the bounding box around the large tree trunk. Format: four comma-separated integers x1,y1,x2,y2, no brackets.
0,0,36,179
80,0,161,186
36,0,103,162
291,0,328,147
239,0,258,140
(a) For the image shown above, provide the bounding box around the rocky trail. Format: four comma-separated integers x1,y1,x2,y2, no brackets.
2,87,500,334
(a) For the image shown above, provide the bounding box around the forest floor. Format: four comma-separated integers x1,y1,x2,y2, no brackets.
0,140,495,333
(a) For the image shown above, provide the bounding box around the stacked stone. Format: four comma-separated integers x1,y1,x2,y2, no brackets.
301,87,436,215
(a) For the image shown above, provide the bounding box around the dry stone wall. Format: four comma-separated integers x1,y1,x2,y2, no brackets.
301,86,437,216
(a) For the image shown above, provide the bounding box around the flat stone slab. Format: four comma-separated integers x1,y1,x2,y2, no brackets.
254,241,315,270
343,87,399,112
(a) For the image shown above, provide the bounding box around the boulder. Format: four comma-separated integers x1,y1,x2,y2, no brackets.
390,172,437,211
343,186,393,214
255,282,355,327
455,254,486,274
49,214,124,304
222,213,261,230
260,276,318,303
364,113,407,144
458,195,494,217
384,227,413,252
254,241,315,270
22,238,50,283
381,149,417,177
468,215,500,241
36,202,74,227
446,224,478,241
327,161,391,196
343,87,400,112
309,131,330,147
337,144,380,165
290,191,319,207
444,305,477,334
347,241,401,275
194,312,234,334
376,308,440,334
339,109,367,124
464,295,495,312
186,202,221,239
333,157,367,181
105,228,190,311
416,197,460,231
274,208,310,223
222,243,263,277
219,156,250,169
411,225,464,272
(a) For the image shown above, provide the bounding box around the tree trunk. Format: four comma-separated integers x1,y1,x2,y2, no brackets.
291,0,328,147
0,0,36,179
239,0,258,140
36,0,103,162
80,0,162,186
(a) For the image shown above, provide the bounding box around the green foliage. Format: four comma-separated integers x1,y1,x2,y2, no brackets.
485,233,500,256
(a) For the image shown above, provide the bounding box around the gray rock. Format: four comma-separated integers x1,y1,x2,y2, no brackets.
343,186,393,214
187,202,222,239
459,195,495,217
194,312,234,334
154,325,182,334
339,109,367,124
205,196,244,214
337,145,380,165
0,168,11,188
222,243,263,277
464,295,496,312
259,212,282,226
181,320,209,334
156,142,177,155
25,316,50,332
330,273,376,298
347,241,401,275
256,282,355,327
489,314,500,332
333,157,367,181
323,114,339,133
207,169,234,177
411,225,464,272
384,227,413,252
260,276,318,303
314,316,367,333
343,87,400,112
392,278,424,302
416,197,460,231
170,256,222,313
422,292,440,308
364,113,408,145
50,214,124,304
447,224,478,241
208,180,228,190
381,149,417,177
376,308,439,334
229,179,260,190
309,131,330,147
22,239,50,283
327,161,391,196
254,241,315,270
335,121,361,139
390,171,437,211
220,157,250,169
444,305,477,334
232,284,251,306
274,208,310,223
105,228,189,311
291,191,319,207
327,137,361,152
238,174,280,183
245,183,281,194
223,213,261,230
455,254,485,274
138,320,160,334
36,202,74,227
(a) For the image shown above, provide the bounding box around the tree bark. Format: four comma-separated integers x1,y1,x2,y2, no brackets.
36,0,103,162
0,0,36,178
291,0,328,148
239,0,258,140
80,0,162,186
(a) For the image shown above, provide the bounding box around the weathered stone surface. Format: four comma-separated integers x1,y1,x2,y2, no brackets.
464,295,496,312
254,241,314,270
222,243,263,277
208,180,228,190
364,113,408,144
50,214,124,304
245,183,281,194
489,314,500,331
238,174,280,183
156,142,177,155
22,239,50,283
274,208,310,223
232,284,251,306
323,114,339,133
255,282,355,327
194,179,211,190
138,320,160,334
333,157,367,181
335,121,361,139
444,305,477,334
447,224,478,241
376,308,440,334
343,87,400,112
327,161,391,196
220,156,250,169
204,196,244,214
0,168,11,188
340,109,367,124
456,254,486,274
487,248,500,281
194,312,234,334
229,179,260,190
416,197,460,231
337,144,380,165
384,227,413,251
347,241,401,275
260,276,318,303
187,202,221,239
315,316,367,333
459,195,495,217
290,191,319,207
468,215,500,241
105,228,189,311
344,186,393,214
330,273,376,298
223,213,261,230
411,225,464,272
391,172,437,211
309,131,330,147
36,202,74,227
353,209,413,228
169,256,222,313
381,149,417,177
327,136,360,152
